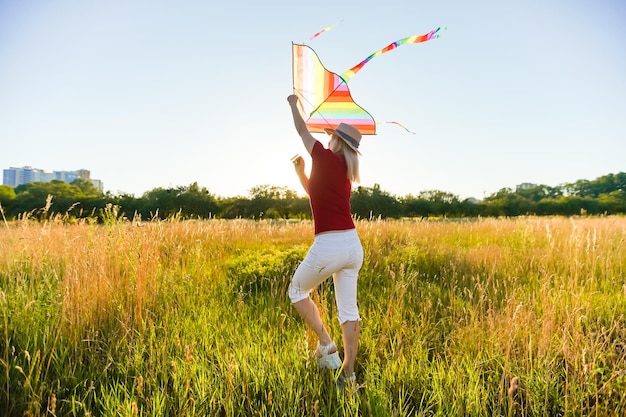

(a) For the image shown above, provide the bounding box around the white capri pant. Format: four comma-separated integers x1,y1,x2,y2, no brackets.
289,229,364,324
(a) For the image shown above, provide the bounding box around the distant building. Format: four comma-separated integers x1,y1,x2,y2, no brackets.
2,166,103,191
516,182,537,191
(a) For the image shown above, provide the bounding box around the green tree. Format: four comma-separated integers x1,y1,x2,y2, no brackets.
350,184,400,219
597,190,626,214
248,185,298,219
536,198,561,215
459,198,483,217
400,195,433,218
564,179,597,197
139,183,218,219
482,188,534,216
141,187,178,218
560,195,599,215
10,181,85,217
71,178,103,198
217,196,251,219
614,172,626,192
591,172,626,196
516,184,562,201
0,185,16,207
418,190,461,216
176,182,219,218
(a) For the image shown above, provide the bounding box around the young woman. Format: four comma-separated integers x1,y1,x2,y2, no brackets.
287,94,364,385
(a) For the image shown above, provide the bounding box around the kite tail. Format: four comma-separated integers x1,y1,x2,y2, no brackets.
341,27,442,81
309,19,344,40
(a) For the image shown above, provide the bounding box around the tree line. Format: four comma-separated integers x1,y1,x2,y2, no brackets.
0,173,625,222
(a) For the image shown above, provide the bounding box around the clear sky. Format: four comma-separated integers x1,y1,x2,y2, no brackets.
1,0,624,200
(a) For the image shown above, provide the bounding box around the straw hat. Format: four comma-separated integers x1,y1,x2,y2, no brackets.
324,123,362,154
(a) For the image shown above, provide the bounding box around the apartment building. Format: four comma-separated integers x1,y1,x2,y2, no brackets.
3,166,103,191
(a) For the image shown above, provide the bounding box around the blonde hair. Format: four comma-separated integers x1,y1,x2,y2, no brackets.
330,135,360,183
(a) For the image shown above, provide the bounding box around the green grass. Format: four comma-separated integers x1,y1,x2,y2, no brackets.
1,216,626,416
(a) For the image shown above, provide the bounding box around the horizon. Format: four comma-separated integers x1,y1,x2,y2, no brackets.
3,164,623,200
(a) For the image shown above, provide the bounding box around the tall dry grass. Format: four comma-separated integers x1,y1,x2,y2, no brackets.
0,215,625,416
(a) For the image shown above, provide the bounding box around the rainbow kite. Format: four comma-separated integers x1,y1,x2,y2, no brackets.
292,43,376,134
292,27,442,135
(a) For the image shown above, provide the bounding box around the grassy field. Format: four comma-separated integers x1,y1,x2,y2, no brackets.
1,214,625,416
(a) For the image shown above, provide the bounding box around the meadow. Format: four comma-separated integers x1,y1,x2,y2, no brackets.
1,213,625,416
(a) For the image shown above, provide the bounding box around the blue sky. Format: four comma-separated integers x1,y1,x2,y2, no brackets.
1,0,624,199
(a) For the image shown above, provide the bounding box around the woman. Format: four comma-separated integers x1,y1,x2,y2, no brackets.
287,94,364,385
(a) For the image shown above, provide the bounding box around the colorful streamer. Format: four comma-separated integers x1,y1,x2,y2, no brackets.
341,27,442,81
309,19,344,40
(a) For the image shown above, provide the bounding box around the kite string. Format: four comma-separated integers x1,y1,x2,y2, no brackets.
293,86,337,131
377,121,416,135
292,43,352,132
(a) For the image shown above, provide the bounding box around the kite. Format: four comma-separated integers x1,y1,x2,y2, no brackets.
292,27,442,135
292,42,377,134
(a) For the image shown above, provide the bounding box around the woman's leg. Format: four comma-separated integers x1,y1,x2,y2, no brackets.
292,298,335,352
289,238,343,353
333,231,364,377
341,320,360,376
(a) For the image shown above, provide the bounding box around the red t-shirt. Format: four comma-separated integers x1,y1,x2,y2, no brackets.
308,141,355,235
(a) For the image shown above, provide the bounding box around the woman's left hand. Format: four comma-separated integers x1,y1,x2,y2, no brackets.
293,155,305,175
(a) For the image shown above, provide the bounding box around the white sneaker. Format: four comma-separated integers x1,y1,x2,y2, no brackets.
314,341,342,369
336,372,357,392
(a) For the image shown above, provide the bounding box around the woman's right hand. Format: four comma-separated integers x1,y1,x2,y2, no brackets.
287,94,299,106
